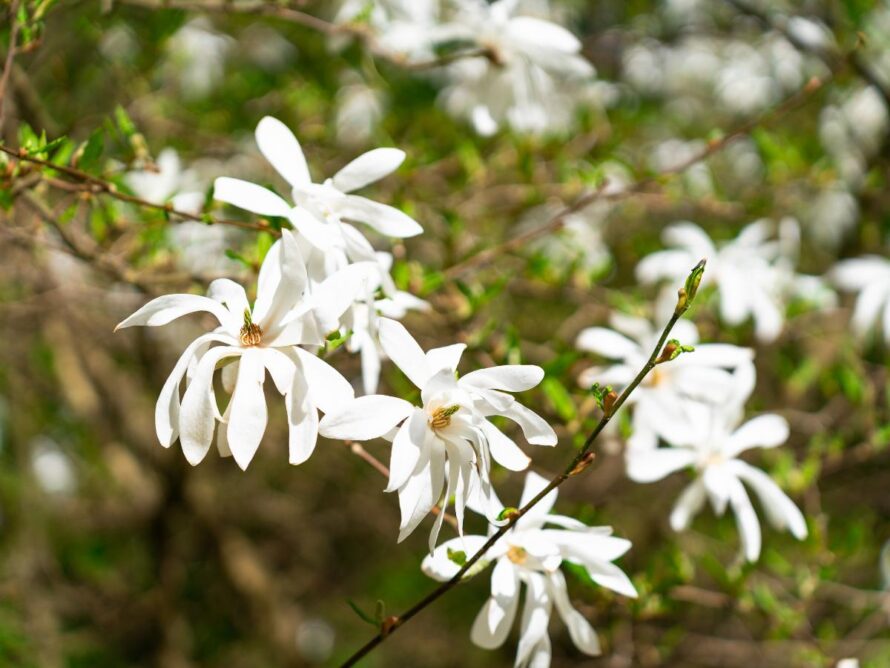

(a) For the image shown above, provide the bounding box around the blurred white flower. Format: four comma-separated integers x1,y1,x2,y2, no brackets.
335,75,386,147
125,148,204,214
440,0,596,135
164,18,234,98
626,401,807,562
836,659,859,668
576,306,754,448
832,255,890,344
637,220,812,342
31,436,76,496
805,184,859,249
422,471,636,665
116,231,377,469
334,0,444,61
320,318,556,550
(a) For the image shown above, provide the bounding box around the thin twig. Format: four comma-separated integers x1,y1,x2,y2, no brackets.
442,72,829,280
338,263,705,667
112,0,489,71
0,144,273,234
0,0,22,129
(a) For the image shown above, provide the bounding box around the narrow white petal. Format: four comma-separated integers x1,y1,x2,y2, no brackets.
730,460,808,540
499,402,557,446
584,558,638,598
386,410,426,492
332,147,405,193
723,414,789,459
310,262,381,333
319,395,414,441
293,347,354,415
425,343,466,375
115,294,232,332
255,116,311,188
670,479,708,531
575,327,639,360
398,438,445,542
515,573,553,667
461,365,544,392
377,318,431,389
226,349,268,470
339,194,423,237
480,421,530,471
625,447,696,483
213,177,291,216
548,570,602,656
727,475,762,562
179,347,241,465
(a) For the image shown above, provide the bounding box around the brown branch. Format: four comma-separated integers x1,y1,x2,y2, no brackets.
0,0,22,130
338,263,705,667
112,0,490,71
442,72,829,280
1,143,274,234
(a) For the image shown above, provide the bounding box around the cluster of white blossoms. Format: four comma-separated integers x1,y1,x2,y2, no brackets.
334,0,607,136
116,118,641,663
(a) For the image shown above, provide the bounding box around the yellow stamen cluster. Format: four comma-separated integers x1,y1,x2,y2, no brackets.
239,322,263,346
506,545,528,565
429,405,459,430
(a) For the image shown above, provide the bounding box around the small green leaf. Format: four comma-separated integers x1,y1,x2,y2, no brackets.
447,548,467,566
346,599,378,627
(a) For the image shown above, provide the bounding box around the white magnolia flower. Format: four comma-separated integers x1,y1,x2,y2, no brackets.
320,318,557,549
637,220,801,342
125,148,204,215
576,308,754,447
626,401,807,562
214,116,421,280
116,231,376,470
422,472,637,666
440,0,596,136
164,18,233,99
334,0,443,61
832,255,890,344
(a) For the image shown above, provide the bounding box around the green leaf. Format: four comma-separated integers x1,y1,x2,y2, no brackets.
77,129,104,173
542,377,576,421
346,599,377,627
446,548,467,567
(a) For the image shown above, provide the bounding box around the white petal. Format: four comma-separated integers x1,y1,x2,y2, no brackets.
730,460,807,540
253,229,308,330
332,148,405,193
309,262,380,333
179,347,241,465
851,282,890,338
286,369,319,465
319,395,414,440
155,333,230,447
727,475,762,562
377,318,431,389
461,365,544,392
516,470,557,530
115,294,233,332
584,557,638,598
292,347,354,414
669,479,708,531
255,116,311,188
339,194,423,237
471,594,518,650
206,279,250,331
575,327,639,360
386,409,426,492
723,414,789,459
481,420,530,471
625,447,696,483
515,573,553,667
398,438,446,542
548,570,601,656
499,402,557,446
425,343,466,374
213,177,291,216
226,349,268,470
832,256,890,290
507,17,582,53
287,206,337,251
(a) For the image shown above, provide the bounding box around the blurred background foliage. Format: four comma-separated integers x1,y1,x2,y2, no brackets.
2,0,890,666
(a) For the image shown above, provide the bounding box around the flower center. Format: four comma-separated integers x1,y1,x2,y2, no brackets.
239,309,263,347
506,545,527,565
429,405,459,431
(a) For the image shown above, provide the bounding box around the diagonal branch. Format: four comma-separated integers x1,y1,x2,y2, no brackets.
338,261,707,667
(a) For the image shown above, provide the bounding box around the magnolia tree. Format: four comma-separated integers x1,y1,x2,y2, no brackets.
2,1,889,667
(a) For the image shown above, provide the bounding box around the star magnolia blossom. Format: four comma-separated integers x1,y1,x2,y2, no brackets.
125,148,204,215
626,401,807,562
214,116,421,285
422,472,637,666
440,0,596,136
319,318,557,550
636,220,795,342
832,255,890,344
116,230,376,470
576,308,755,448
